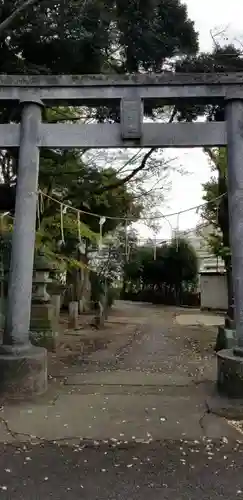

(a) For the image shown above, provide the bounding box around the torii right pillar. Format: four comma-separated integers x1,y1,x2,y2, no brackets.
217,97,243,397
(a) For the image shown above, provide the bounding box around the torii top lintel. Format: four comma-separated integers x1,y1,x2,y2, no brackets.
1,72,243,104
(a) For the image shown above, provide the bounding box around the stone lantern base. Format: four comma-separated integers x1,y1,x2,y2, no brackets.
30,301,58,352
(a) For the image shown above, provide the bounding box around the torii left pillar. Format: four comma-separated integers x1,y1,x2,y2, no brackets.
0,98,47,398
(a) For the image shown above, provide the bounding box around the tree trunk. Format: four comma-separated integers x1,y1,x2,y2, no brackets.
68,301,79,330
79,266,91,313
63,250,91,313
122,278,127,295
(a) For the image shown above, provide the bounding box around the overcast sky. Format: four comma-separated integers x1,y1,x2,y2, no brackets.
136,0,242,241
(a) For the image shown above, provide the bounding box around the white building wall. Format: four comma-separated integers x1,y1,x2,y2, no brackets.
200,273,228,310
176,224,225,273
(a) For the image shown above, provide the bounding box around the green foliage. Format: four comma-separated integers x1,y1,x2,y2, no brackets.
116,0,198,72
0,0,198,74
89,270,117,314
0,224,12,273
33,105,143,271
200,148,230,263
65,165,142,235
163,238,198,287
176,45,243,121
123,245,153,289
0,0,199,234
123,238,198,295
0,0,199,129
0,0,199,307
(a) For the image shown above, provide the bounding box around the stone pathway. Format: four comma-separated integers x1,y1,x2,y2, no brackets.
0,303,239,442
1,303,243,499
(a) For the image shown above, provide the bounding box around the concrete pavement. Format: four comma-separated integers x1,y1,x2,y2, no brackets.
1,441,243,499
0,304,239,443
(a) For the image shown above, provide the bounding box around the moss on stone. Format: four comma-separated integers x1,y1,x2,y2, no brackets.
30,330,58,352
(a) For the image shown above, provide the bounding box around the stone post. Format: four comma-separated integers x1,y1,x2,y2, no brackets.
217,98,243,397
0,99,47,398
68,301,79,330
52,294,61,321
48,279,65,320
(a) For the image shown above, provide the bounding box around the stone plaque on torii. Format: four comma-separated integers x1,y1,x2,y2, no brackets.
0,73,242,397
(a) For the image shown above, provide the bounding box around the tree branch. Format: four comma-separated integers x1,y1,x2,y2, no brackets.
101,147,156,193
98,106,177,193
204,147,218,168
0,0,40,37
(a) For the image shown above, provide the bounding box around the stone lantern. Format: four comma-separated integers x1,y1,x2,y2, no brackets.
32,252,52,304
30,252,58,351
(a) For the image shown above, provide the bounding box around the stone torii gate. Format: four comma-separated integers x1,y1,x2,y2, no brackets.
0,73,242,397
